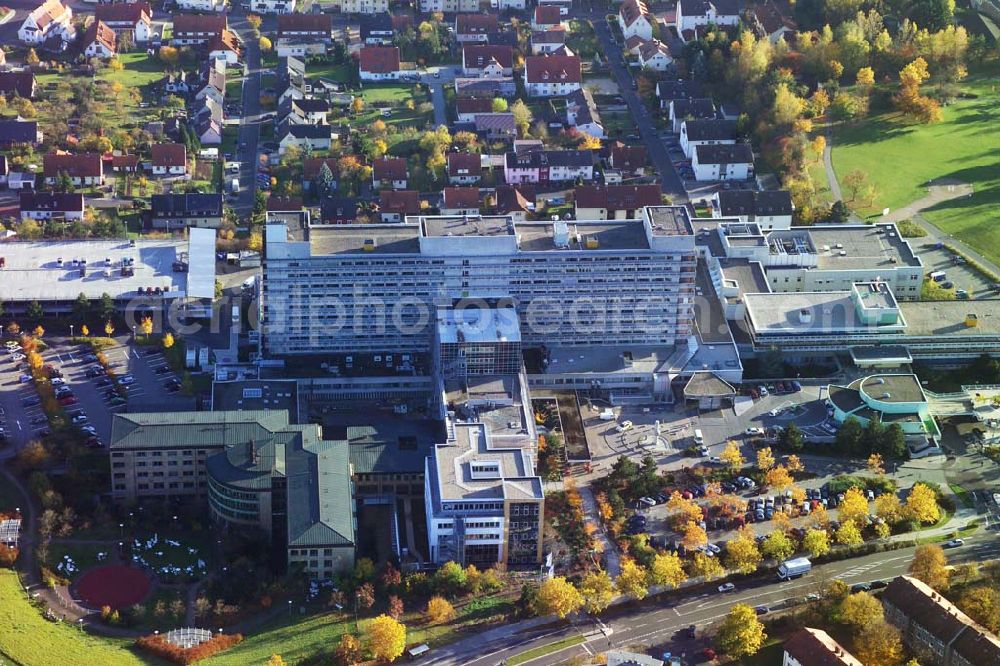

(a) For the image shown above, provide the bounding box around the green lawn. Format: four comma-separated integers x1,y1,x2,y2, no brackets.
98,53,165,89
507,635,585,666
360,84,418,105
307,62,352,83
0,570,149,666
830,74,1000,263
46,543,109,582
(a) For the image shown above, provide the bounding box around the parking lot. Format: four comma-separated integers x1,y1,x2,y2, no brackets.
0,340,196,456
914,239,995,299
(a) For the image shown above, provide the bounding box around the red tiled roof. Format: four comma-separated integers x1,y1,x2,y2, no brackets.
111,155,139,169
463,45,513,70
267,196,303,211
783,628,862,666
525,54,581,84
303,157,339,179
44,152,103,178
373,157,407,181
0,72,35,98
359,46,400,74
456,14,498,34
447,153,481,177
151,143,186,168
575,184,661,210
276,13,332,34
620,0,651,28
173,13,226,35
611,145,647,171
456,98,494,115
391,14,413,32
85,20,117,53
532,27,567,44
380,190,421,216
534,6,562,25
207,30,240,55
443,187,480,208
495,185,534,214
95,1,151,23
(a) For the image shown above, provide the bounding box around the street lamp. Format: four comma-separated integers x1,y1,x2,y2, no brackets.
119,523,124,538
287,600,292,617
69,324,74,338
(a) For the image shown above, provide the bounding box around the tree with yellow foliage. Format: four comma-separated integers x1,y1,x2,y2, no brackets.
838,487,870,527
716,603,766,658
761,530,795,561
33,325,44,338
616,559,649,600
681,520,708,551
856,66,875,89
579,135,601,150
756,447,775,472
365,615,406,662
536,577,583,619
258,36,272,51
650,552,687,589
906,483,940,524
910,544,950,591
666,491,703,529
839,592,883,630
867,453,885,475
764,465,793,491
688,552,725,580
577,570,615,615
335,634,361,664
105,321,115,336
720,440,744,473
351,97,365,114
802,528,830,558
808,503,830,528
426,596,456,624
835,521,863,547
725,526,762,574
139,317,153,337
855,620,904,666
785,455,804,473
874,493,902,523
80,324,90,337
266,655,287,666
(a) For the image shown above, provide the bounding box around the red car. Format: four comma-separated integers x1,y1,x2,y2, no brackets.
58,396,78,406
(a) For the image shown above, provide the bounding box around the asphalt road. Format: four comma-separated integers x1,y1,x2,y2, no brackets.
426,533,1000,666
231,12,262,214
589,15,687,204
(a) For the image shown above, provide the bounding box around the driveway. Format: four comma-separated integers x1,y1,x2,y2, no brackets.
590,16,687,203
420,67,457,129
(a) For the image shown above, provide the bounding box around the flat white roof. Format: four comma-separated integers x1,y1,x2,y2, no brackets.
437,307,521,344
186,228,217,300
0,239,188,302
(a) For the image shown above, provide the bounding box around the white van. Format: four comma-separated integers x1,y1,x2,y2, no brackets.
598,409,615,421
930,270,947,282
693,429,704,444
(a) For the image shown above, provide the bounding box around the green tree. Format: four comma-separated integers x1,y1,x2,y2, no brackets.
316,162,335,197
73,292,90,323
511,100,533,137
433,561,468,597
491,98,509,112
862,415,885,454
26,301,43,321
879,423,907,458
802,528,830,558
761,530,795,561
98,293,116,321
778,423,804,451
835,416,864,455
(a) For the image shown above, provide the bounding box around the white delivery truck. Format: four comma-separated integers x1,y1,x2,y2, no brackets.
230,178,240,194
777,557,812,580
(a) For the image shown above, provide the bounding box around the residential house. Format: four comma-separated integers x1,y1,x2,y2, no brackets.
372,157,408,190
537,0,572,16
882,576,1000,666
532,5,563,30
164,72,195,95
84,21,117,59
462,45,514,77
18,0,74,46
111,155,140,173
456,97,494,122
419,0,479,12
447,153,482,185
379,190,421,222
320,197,361,224
250,0,296,14
619,0,655,41
676,0,741,40
531,27,568,55
196,118,222,145
440,187,481,216
275,38,327,58
303,157,339,193
207,31,241,65
175,0,226,11
574,184,661,219
149,193,224,229
524,54,582,97
0,72,37,100
493,185,534,221
195,68,226,106
19,191,84,222
172,14,227,46
752,0,796,43
454,77,516,99
680,118,737,157
692,143,754,181
359,46,401,81
276,13,332,39
657,78,704,109
455,14,498,43
669,97,717,132
0,120,42,148
0,156,7,187
8,172,36,190
609,144,647,176
278,124,332,155
638,39,673,71
565,88,603,139
151,144,187,176
513,139,543,154
95,2,152,43
711,189,793,230
44,153,104,186
340,0,389,13
473,113,517,141
267,196,304,213
783,628,862,666
504,149,594,184
494,0,525,10
280,98,329,125
359,14,393,45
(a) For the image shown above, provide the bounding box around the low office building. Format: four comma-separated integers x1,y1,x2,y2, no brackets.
711,189,793,231
692,143,754,181
882,575,1000,666
425,421,543,566
827,374,935,436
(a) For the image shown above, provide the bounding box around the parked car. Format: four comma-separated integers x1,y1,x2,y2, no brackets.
615,420,634,433
943,538,965,548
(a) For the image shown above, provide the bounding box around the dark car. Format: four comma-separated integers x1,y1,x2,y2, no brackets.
96,378,113,387
685,625,696,639
155,366,172,375
851,583,871,593
22,396,41,407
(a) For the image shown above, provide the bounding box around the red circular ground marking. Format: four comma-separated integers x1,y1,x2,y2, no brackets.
74,565,152,610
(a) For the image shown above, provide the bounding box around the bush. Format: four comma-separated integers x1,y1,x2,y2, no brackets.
135,632,243,664
826,474,896,496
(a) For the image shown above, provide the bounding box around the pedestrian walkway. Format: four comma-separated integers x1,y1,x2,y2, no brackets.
577,484,620,577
